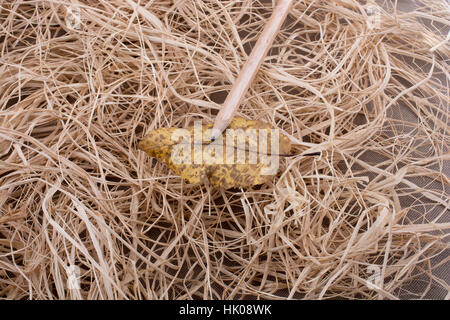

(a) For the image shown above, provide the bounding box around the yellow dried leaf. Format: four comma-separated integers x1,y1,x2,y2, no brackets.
138,117,291,188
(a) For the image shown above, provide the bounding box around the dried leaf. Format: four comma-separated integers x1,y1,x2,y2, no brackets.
138,117,291,188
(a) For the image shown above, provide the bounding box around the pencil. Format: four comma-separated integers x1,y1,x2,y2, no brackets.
210,0,295,141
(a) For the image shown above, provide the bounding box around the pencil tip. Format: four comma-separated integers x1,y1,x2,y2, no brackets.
210,128,222,142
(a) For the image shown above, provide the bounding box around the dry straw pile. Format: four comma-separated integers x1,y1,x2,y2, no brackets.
0,0,449,299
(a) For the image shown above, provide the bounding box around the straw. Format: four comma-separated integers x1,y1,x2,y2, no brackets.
0,0,449,299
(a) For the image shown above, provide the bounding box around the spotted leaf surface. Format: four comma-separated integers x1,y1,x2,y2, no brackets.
138,118,291,188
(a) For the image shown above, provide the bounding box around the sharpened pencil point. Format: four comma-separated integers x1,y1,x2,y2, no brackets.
210,128,222,142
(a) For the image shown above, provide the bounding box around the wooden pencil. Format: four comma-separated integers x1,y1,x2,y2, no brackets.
210,0,295,141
